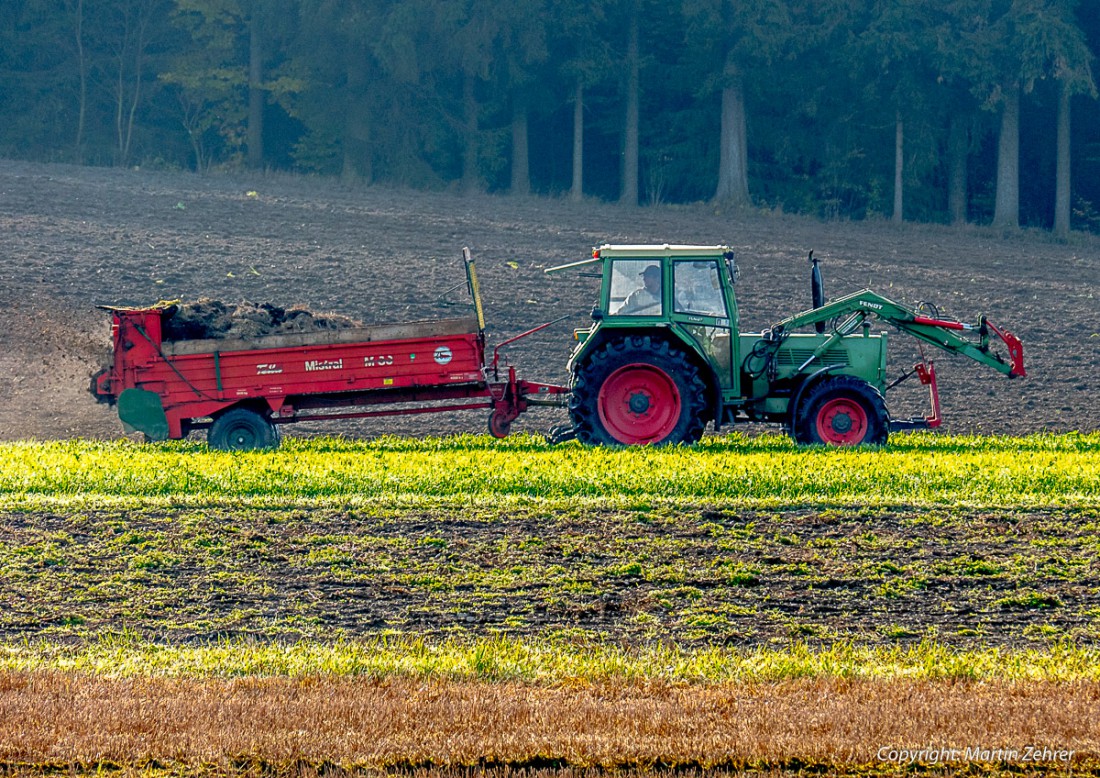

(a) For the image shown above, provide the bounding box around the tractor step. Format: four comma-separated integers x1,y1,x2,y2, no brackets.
889,417,934,432
888,360,943,433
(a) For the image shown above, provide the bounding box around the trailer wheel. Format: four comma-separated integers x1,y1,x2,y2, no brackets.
792,376,888,446
208,408,281,451
570,336,707,446
487,410,512,439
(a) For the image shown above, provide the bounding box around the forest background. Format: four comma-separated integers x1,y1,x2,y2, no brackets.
2,0,1098,237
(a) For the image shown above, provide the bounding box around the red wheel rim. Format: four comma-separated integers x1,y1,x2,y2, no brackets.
815,397,869,445
597,363,681,444
488,411,511,439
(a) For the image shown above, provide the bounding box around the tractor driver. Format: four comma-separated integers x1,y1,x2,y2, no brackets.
617,264,662,315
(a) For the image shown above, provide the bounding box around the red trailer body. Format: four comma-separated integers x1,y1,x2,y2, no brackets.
91,254,568,449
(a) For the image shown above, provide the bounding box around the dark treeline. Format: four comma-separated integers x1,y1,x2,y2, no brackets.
1,0,1098,234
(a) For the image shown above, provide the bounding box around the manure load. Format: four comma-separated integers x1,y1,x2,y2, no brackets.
160,299,362,341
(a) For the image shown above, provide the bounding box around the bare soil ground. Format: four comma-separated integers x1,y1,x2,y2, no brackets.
0,159,1096,443
2,504,1097,647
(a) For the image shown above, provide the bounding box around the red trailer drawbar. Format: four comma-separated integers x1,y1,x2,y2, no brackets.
91,249,568,449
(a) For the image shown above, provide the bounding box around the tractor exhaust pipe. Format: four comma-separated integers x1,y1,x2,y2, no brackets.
810,250,825,333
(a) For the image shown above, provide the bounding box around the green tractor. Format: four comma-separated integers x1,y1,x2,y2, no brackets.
548,244,1025,446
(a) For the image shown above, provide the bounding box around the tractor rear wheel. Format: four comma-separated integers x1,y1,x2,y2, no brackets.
792,376,888,446
570,336,707,446
208,408,281,451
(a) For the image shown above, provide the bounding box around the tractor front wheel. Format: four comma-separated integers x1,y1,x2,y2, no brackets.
792,376,888,446
570,336,707,446
208,408,281,451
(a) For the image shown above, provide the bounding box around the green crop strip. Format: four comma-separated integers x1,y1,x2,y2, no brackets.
0,432,1098,509
3,635,1099,683
3,502,1095,646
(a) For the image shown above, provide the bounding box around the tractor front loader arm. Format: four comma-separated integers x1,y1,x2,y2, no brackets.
771,289,1026,378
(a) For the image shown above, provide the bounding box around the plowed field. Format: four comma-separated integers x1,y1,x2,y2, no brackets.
2,498,1098,646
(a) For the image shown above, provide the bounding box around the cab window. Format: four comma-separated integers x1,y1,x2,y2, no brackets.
673,260,726,318
609,259,663,316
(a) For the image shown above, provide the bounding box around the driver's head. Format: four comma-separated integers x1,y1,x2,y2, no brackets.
641,265,661,292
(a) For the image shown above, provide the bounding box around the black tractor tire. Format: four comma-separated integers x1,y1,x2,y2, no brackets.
545,424,577,445
569,336,708,446
792,375,888,446
208,407,281,451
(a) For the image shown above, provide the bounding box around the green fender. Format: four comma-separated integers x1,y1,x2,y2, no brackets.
118,388,170,441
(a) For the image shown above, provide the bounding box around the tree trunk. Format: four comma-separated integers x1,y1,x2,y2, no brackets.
123,12,146,165
178,93,207,171
570,81,584,202
992,84,1020,229
510,93,530,195
461,68,481,193
113,6,146,167
342,105,372,183
1054,81,1072,240
342,53,372,183
74,0,86,162
619,2,639,207
947,116,968,225
892,111,903,223
114,41,126,163
247,9,265,169
714,74,749,205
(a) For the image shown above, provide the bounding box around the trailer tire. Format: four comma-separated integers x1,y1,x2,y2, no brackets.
570,336,707,446
487,410,513,439
792,376,888,446
208,408,281,451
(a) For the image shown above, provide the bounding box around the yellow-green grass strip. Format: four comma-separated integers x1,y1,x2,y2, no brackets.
0,432,1098,509
2,636,1099,683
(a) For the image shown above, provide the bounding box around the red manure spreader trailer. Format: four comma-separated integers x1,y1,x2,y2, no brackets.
92,249,568,450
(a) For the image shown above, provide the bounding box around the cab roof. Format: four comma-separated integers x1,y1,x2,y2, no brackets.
594,244,731,258
544,244,733,275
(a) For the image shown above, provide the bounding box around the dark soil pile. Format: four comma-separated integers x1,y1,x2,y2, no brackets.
161,298,362,341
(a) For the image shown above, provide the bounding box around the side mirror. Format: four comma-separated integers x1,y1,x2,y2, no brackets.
591,306,604,321
724,253,739,285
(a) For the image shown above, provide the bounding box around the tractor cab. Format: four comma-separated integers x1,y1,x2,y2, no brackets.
571,245,741,398
546,245,742,445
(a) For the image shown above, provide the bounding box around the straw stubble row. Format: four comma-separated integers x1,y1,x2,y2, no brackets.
1,673,1097,772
